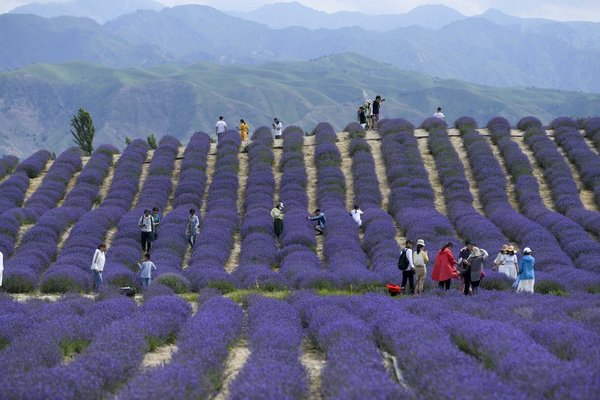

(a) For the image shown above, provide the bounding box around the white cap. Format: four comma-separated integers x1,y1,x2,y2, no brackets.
523,247,532,254
279,202,284,209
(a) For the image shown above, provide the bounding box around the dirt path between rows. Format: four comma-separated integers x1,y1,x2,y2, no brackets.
224,152,248,274
213,339,251,400
448,137,486,214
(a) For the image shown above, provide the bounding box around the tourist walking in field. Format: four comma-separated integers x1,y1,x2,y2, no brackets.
432,242,458,290
493,244,508,272
308,209,326,235
372,95,385,130
239,119,249,142
458,240,472,293
461,244,489,295
186,208,200,247
357,106,367,129
216,116,227,142
350,204,363,227
399,240,416,294
271,202,284,240
413,239,429,294
433,107,446,120
0,249,4,288
139,209,155,253
364,100,373,129
90,243,107,293
272,118,283,139
151,207,161,241
138,253,157,288
495,245,518,279
516,247,535,293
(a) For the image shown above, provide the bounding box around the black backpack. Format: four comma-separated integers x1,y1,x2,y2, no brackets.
398,249,409,271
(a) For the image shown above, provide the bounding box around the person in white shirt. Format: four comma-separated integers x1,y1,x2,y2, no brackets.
215,116,227,141
186,208,200,247
350,204,363,227
0,250,4,288
413,239,429,294
400,240,416,294
90,243,107,292
272,118,283,139
138,253,157,288
139,209,154,253
433,107,445,120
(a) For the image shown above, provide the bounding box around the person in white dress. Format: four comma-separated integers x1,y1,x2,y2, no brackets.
350,204,363,227
501,245,518,279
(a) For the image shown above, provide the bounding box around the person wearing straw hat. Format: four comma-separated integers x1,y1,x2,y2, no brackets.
413,239,429,294
493,244,508,271
517,247,535,293
503,245,519,279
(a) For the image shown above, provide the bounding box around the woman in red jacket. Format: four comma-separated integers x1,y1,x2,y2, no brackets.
432,242,458,290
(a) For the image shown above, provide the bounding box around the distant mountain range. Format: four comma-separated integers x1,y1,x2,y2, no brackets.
3,4,600,93
10,0,163,23
1,53,599,158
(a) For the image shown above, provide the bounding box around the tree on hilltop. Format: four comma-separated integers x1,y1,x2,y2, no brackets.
70,107,95,156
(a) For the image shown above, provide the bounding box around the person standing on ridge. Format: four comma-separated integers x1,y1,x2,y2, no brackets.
215,116,227,142
433,107,446,120
90,243,107,293
357,106,367,129
272,118,283,139
308,209,326,235
400,240,416,294
271,202,284,241
364,99,373,129
186,208,200,248
0,249,4,289
413,239,429,295
372,95,385,130
432,242,459,290
239,119,249,142
139,209,155,253
350,204,363,227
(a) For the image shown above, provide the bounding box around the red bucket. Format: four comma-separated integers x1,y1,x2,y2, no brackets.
386,283,402,296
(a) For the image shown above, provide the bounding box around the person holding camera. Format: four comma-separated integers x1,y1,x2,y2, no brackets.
372,95,385,130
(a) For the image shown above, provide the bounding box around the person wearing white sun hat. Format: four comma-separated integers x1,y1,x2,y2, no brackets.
413,239,429,294
517,247,535,293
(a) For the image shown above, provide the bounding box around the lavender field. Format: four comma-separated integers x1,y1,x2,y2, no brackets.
1,115,600,398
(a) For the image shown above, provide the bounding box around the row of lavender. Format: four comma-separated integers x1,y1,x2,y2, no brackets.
2,291,599,398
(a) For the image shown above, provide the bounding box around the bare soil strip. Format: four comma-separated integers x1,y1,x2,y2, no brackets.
22,159,53,203
12,224,34,252
213,339,251,400
416,138,447,216
224,153,248,274
300,338,326,400
336,136,355,210
303,143,325,265
368,138,406,248
95,154,120,207
548,137,599,212
130,150,153,210
485,138,521,211
511,137,559,211
141,344,179,370
56,157,89,208
104,227,118,248
57,225,74,252
162,146,185,215
273,147,283,204
448,137,486,214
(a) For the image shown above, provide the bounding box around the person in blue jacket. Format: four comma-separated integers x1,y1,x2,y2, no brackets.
516,247,535,293
308,209,326,235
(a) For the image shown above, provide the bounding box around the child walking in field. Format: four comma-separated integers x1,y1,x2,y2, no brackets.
138,253,157,288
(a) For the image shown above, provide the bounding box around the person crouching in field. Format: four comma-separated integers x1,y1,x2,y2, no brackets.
432,242,458,290
138,253,157,288
271,202,284,241
308,209,326,235
516,247,535,293
413,239,429,295
90,243,107,293
350,204,363,227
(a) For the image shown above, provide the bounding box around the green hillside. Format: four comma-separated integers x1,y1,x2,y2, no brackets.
1,53,600,157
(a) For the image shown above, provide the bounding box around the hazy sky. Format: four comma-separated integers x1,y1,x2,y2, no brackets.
2,0,600,22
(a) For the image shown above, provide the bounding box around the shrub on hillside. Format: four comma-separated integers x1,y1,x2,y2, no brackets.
517,116,543,131
155,273,191,294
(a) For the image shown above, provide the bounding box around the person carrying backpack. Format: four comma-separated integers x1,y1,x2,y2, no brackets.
139,209,155,253
398,240,415,294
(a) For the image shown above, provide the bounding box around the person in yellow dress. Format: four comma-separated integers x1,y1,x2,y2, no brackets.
239,119,249,142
